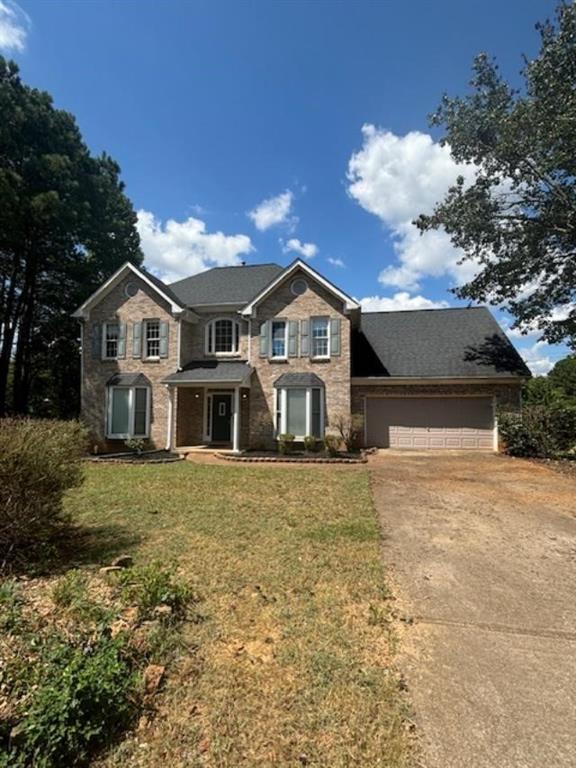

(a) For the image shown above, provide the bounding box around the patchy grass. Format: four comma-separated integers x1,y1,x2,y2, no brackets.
64,462,410,767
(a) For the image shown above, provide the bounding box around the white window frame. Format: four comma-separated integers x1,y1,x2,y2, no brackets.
143,318,161,360
106,386,150,439
274,387,324,439
270,319,288,360
102,321,120,360
311,316,330,360
205,318,241,357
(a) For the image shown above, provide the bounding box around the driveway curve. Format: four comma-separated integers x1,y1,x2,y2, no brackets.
370,451,576,768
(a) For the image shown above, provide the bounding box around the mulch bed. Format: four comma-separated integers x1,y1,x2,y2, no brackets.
529,456,576,480
218,451,368,464
85,450,183,464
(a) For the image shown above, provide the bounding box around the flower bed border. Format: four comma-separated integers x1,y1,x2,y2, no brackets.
217,451,368,465
85,450,183,465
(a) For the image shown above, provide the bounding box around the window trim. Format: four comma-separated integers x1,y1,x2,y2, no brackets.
205,317,241,357
106,385,150,439
311,316,330,360
270,319,288,360
274,386,324,439
102,321,120,360
143,318,161,360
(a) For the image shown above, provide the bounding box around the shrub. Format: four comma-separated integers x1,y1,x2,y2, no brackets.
3,632,137,767
303,436,321,453
117,562,192,620
277,433,295,455
124,437,146,455
331,412,364,452
499,404,576,457
0,419,87,567
324,434,341,457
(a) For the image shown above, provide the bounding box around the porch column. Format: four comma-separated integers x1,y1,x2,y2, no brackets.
166,385,175,451
232,386,241,453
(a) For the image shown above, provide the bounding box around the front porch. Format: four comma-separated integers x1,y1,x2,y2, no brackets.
162,361,252,454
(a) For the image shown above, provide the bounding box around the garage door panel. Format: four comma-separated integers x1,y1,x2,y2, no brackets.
366,397,494,451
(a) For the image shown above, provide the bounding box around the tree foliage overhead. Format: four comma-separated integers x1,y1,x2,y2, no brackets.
417,2,576,348
0,57,142,417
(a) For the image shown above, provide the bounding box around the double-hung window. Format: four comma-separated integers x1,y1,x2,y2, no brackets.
103,322,119,360
275,387,324,439
311,317,329,359
144,319,161,359
206,318,240,355
107,386,150,439
271,320,287,358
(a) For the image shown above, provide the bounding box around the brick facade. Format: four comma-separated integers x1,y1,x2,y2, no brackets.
247,268,351,449
82,273,178,451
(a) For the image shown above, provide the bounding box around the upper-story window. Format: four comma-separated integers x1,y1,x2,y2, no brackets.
311,317,329,359
103,322,119,360
144,319,161,359
206,318,240,355
271,320,287,358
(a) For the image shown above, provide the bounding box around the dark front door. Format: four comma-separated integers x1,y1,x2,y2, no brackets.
211,394,232,442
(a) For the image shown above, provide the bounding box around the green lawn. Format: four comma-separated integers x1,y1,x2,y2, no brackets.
67,461,410,768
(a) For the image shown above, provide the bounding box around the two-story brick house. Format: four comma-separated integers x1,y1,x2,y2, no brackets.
73,258,529,453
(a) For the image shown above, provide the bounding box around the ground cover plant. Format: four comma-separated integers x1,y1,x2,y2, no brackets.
54,461,410,767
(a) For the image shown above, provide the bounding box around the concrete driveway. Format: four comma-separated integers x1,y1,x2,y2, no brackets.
370,452,576,768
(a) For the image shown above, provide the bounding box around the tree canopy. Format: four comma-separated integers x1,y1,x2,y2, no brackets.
417,2,576,348
0,57,142,417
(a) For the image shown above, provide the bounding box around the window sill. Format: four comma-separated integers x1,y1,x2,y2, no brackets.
205,352,241,358
311,357,331,363
268,358,288,364
143,357,161,363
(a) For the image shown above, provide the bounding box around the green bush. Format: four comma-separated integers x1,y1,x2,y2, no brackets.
0,419,87,566
277,433,295,455
499,405,576,457
2,633,137,767
117,562,192,620
324,434,341,457
303,436,321,453
124,437,146,455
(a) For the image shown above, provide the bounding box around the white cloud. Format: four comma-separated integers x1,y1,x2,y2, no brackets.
0,1,29,52
136,210,254,283
282,237,318,259
519,340,557,376
327,257,345,268
248,190,296,231
359,292,449,312
347,125,478,291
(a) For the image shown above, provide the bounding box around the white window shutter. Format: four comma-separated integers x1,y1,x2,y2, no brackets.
330,317,341,356
159,321,169,358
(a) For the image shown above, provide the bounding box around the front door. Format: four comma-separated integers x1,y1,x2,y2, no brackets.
211,394,232,443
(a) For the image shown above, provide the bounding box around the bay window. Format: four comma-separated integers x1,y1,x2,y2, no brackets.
107,386,150,439
275,387,324,438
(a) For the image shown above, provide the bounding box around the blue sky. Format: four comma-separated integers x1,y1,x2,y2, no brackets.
0,0,564,373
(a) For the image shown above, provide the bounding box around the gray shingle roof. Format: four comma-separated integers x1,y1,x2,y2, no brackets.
273,372,325,388
169,264,284,307
353,307,530,378
107,373,151,387
162,360,252,384
139,266,185,308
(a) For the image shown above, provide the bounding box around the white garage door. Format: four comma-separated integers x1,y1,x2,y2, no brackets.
365,397,494,450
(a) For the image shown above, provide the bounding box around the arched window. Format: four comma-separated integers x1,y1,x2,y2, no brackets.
206,318,240,355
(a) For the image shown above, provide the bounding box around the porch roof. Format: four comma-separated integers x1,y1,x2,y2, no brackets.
273,372,324,388
162,360,253,386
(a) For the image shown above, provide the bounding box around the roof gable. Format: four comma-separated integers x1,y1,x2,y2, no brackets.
240,259,360,316
72,262,185,318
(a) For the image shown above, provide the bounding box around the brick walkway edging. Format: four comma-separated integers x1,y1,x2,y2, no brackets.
216,452,369,465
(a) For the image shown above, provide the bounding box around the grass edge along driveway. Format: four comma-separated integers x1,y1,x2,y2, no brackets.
66,461,411,768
